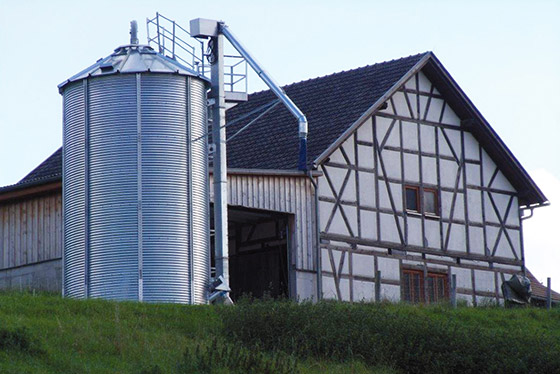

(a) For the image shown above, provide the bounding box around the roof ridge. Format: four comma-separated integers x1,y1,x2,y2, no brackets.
246,51,432,98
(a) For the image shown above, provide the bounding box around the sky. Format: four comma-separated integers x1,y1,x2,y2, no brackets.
0,0,558,284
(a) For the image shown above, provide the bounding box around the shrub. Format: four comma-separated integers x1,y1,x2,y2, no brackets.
219,300,560,374
0,327,36,353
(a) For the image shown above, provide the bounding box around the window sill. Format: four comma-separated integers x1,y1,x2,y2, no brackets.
405,210,440,220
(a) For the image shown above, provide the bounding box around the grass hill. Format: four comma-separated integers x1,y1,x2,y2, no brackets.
0,292,558,373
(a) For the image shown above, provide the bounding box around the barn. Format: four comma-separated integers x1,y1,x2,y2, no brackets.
0,51,553,305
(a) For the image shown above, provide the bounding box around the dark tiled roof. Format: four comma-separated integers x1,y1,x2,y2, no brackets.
225,53,428,169
0,148,62,194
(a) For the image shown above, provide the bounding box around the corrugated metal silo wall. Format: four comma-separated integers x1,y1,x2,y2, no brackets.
63,82,86,298
63,73,210,303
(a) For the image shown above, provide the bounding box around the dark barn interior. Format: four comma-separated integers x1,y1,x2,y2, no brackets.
211,206,290,301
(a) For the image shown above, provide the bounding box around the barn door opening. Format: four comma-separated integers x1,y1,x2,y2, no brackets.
210,206,291,301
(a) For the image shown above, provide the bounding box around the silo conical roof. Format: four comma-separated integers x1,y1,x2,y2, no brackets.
58,44,208,93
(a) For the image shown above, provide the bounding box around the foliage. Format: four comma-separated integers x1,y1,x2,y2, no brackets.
220,299,560,374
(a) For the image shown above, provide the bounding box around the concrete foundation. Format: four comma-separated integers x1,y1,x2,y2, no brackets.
0,258,62,293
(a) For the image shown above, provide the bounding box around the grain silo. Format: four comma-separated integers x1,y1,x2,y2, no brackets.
59,24,210,304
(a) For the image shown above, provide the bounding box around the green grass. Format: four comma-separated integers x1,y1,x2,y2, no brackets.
0,292,558,373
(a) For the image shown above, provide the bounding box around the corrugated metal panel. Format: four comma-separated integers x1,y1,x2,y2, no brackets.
140,74,190,303
63,81,86,298
88,74,139,300
216,174,316,271
189,77,210,304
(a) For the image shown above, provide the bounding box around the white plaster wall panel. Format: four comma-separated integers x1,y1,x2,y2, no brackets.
506,229,520,253
439,159,459,188
341,139,355,165
329,240,351,248
407,216,423,246
451,267,472,289
358,171,376,207
358,145,375,169
317,178,331,200
352,253,375,277
494,263,522,272
378,183,391,210
379,213,401,243
494,231,515,259
381,150,401,180
381,121,400,148
403,153,420,183
481,149,497,186
327,166,347,195
404,76,416,90
330,209,352,236
402,121,418,151
296,271,316,301
506,196,519,225
466,164,481,186
382,100,395,115
356,117,373,142
466,189,483,223
437,128,454,158
426,98,444,123
329,148,347,165
425,261,448,271
444,128,462,157
376,116,393,141
322,275,337,299
422,156,438,185
440,103,461,126
420,125,436,153
418,95,430,120
469,226,485,255
485,225,500,255
440,191,464,221
381,284,401,301
341,171,356,201
474,270,495,293
484,194,499,224
339,278,350,301
321,247,331,272
392,91,413,118
377,256,400,280
463,132,480,160
402,259,422,267
492,193,512,220
319,201,334,231
353,280,375,302
360,210,377,240
342,205,358,237
330,249,349,275
424,219,440,248
492,171,515,192
447,223,466,252
390,183,403,211
417,72,432,92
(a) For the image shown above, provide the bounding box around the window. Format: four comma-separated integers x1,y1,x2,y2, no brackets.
402,269,448,303
405,186,438,216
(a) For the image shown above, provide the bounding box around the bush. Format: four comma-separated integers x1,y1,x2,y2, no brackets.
219,300,560,374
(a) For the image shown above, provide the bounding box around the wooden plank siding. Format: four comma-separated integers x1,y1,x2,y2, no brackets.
0,192,62,270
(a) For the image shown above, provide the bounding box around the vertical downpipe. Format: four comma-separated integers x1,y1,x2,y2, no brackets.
84,79,90,298
136,73,143,301
210,34,230,290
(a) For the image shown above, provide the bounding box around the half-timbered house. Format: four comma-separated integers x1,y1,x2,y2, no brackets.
0,52,552,305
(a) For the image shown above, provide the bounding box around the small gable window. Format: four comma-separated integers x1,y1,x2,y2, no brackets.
405,186,438,216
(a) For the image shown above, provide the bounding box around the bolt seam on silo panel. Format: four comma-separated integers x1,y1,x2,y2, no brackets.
84,78,90,299
187,76,194,304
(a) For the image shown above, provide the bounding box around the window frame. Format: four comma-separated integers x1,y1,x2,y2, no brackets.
402,268,449,304
404,185,439,217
